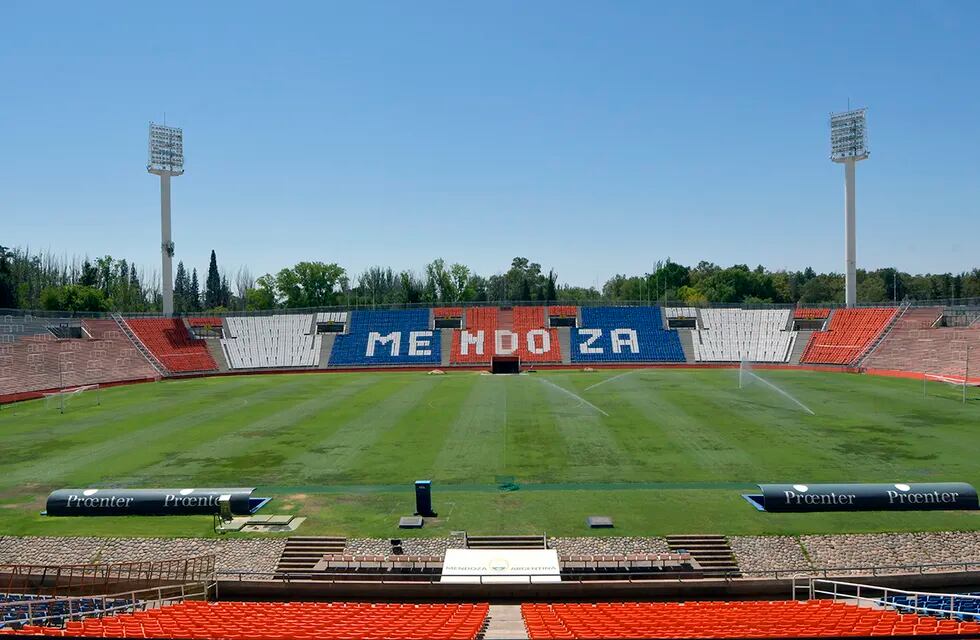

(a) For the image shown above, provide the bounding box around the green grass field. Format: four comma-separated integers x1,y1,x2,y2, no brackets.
0,369,977,539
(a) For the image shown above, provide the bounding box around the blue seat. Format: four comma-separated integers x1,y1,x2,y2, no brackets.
570,306,685,363
329,309,441,366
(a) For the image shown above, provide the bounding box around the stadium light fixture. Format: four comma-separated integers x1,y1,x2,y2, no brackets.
830,108,869,308
147,123,184,316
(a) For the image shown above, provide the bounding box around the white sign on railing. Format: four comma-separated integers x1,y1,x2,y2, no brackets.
440,549,561,584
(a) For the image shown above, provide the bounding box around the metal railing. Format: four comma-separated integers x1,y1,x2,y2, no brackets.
798,577,980,619
0,580,214,628
216,558,980,585
0,555,216,597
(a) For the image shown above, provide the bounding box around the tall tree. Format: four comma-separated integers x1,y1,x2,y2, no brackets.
174,261,188,312
189,268,201,311
205,250,222,308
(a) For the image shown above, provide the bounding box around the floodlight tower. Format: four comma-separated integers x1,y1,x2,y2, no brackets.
147,123,184,316
829,108,869,308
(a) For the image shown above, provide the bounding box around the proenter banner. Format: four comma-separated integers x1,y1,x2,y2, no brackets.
744,483,979,513
44,488,265,517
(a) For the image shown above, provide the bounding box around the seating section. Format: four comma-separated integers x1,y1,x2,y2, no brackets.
125,318,218,373
800,307,898,365
665,307,698,318
450,307,498,364
0,594,134,629
315,312,348,325
5,601,489,639
186,317,223,328
548,305,578,318
329,309,440,366
570,307,684,363
521,600,979,639
692,309,796,363
513,306,561,363
0,319,157,398
794,307,830,319
863,307,980,381
221,315,320,369
886,591,980,620
433,307,463,318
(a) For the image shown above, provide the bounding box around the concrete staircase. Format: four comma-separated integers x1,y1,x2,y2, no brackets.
440,328,453,367
558,327,572,364
484,604,527,640
789,330,813,365
465,534,547,549
666,534,739,576
204,339,230,372
274,536,347,574
317,333,335,368
677,329,697,363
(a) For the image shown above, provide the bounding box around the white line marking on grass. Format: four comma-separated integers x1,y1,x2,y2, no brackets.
583,370,638,392
538,378,610,417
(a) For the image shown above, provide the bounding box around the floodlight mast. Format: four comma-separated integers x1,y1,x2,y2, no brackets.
830,108,869,308
147,123,184,316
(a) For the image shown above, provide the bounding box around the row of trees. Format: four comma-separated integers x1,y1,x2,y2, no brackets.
2,242,978,313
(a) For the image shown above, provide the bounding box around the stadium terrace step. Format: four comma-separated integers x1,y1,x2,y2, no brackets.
204,336,229,372
274,536,347,575
465,534,548,549
789,329,813,364
666,534,739,576
677,328,697,363
317,333,335,369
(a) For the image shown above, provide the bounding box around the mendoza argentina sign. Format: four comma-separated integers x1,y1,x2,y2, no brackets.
44,488,268,517
743,483,979,513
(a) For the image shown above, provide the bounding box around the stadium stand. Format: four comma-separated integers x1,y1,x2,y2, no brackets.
221,315,321,369
692,309,796,362
885,591,980,620
328,309,440,366
0,318,157,397
570,307,684,363
521,600,980,638
0,594,134,629
6,601,489,639
800,307,898,365
186,317,223,328
513,306,561,363
124,318,217,373
664,307,698,318
433,307,463,318
863,307,980,381
794,307,831,319
450,307,498,364
547,305,578,318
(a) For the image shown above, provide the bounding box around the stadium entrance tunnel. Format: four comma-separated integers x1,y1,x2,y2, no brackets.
491,357,520,374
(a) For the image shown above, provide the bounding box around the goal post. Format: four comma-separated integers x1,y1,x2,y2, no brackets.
43,384,102,414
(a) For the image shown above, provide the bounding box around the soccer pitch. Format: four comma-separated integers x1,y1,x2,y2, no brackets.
0,369,977,538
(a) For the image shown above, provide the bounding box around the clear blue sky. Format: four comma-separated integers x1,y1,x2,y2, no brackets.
2,1,978,288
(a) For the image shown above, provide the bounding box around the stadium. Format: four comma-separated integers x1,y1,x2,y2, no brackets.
3,4,980,639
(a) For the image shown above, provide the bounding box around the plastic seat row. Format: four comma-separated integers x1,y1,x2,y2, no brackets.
522,600,980,639
125,318,217,373
221,315,320,369
693,309,796,363
800,308,898,365
3,601,489,640
570,307,685,363
329,309,440,366
794,307,831,319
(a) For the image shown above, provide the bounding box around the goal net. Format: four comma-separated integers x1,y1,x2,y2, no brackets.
43,384,102,414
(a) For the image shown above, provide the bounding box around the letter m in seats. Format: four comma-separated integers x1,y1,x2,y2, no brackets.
367,331,401,357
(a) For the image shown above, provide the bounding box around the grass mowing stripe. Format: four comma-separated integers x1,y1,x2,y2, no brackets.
431,374,506,483
119,375,381,486
346,374,472,483
281,374,443,484
535,376,631,482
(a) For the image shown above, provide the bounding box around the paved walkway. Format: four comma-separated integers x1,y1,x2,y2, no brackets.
484,604,528,640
